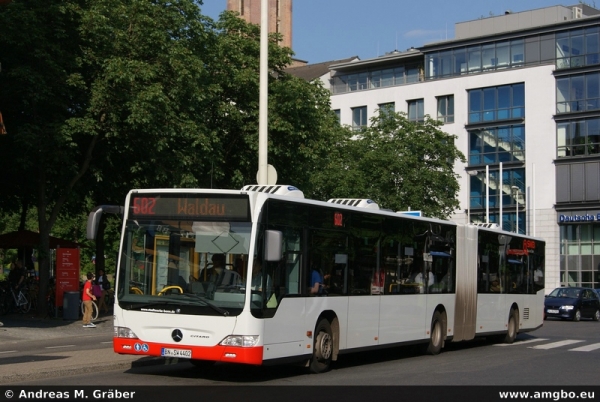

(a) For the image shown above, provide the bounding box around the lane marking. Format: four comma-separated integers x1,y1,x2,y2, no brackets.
0,350,18,354
494,338,549,346
569,342,600,352
530,340,584,350
45,345,76,349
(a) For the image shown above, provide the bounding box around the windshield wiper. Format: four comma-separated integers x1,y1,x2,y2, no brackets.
177,293,230,316
123,301,180,311
122,294,230,316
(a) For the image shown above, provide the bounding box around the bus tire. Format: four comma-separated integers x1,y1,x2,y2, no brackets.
310,319,333,374
503,309,518,344
426,311,445,355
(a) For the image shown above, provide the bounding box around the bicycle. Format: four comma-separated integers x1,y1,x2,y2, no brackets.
5,285,31,314
80,299,99,322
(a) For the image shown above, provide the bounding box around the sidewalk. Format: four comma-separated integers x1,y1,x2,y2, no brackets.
0,313,167,384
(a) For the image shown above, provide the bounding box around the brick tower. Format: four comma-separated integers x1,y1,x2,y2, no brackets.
226,0,292,49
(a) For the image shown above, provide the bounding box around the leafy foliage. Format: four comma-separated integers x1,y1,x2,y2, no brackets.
0,0,346,313
310,112,465,219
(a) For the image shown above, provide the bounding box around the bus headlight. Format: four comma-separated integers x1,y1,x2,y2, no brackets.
220,335,259,347
114,326,139,339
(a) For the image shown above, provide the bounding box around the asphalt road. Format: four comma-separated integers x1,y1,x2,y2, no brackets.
4,318,599,386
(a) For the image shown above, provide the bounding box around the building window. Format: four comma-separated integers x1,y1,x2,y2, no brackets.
437,95,454,123
556,72,600,114
330,64,422,94
408,99,424,123
352,106,367,130
426,39,525,79
333,109,341,124
557,118,600,157
469,125,525,165
556,27,600,70
378,102,395,118
468,83,524,124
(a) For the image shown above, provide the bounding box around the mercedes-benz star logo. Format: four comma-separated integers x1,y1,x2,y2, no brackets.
171,329,183,342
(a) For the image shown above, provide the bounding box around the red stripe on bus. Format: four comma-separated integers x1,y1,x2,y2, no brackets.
113,338,264,365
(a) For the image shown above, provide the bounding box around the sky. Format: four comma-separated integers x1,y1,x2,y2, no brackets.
199,0,586,63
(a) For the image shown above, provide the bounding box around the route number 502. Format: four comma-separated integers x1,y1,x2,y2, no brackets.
132,197,156,215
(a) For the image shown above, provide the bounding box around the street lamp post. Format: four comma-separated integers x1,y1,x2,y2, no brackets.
511,186,520,234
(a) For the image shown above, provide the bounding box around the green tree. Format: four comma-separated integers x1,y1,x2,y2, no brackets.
200,11,346,191
311,112,466,219
0,1,346,314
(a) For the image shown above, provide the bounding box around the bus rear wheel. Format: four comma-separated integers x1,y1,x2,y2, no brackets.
310,319,333,373
426,311,445,355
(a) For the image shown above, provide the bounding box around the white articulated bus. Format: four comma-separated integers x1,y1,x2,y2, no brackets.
93,185,545,373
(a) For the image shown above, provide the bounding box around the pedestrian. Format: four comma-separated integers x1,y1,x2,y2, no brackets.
82,272,97,328
8,258,25,291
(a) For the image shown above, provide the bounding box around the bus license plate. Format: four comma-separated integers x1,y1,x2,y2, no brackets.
161,348,192,358
547,309,559,314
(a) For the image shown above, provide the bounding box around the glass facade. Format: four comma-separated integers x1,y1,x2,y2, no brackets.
469,125,525,164
426,34,555,80
560,223,600,288
468,168,526,233
467,82,526,234
556,71,600,113
468,83,524,124
556,27,600,70
332,64,422,94
557,117,600,157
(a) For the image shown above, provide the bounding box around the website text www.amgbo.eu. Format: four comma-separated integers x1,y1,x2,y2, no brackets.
500,390,595,401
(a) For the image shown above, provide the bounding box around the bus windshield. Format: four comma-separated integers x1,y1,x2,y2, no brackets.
116,193,253,316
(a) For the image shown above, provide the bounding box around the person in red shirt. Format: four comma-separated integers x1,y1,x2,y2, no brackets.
82,272,97,328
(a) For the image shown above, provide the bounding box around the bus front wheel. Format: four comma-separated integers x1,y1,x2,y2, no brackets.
310,319,333,374
503,309,519,344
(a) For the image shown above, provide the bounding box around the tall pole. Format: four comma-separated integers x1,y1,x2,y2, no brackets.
532,163,536,236
512,185,519,234
499,162,503,230
485,165,490,224
516,189,519,234
257,0,269,185
467,173,470,225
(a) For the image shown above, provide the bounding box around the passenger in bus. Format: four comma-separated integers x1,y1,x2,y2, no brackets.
310,263,330,296
234,258,245,278
426,267,435,287
534,266,543,287
490,279,502,293
203,253,226,280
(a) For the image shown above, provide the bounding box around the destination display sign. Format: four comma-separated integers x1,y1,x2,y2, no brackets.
129,194,250,220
